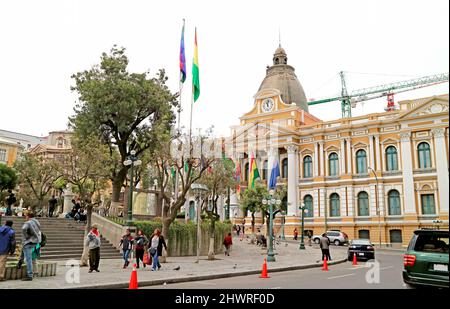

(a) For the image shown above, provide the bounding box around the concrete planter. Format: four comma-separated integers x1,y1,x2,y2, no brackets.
4,261,57,280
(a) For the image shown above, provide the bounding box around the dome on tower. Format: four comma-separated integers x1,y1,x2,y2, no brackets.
257,46,309,111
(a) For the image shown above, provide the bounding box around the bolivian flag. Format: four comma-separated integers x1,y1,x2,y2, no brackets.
192,27,200,102
248,153,260,189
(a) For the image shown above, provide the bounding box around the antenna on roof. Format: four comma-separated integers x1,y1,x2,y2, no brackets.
278,27,281,47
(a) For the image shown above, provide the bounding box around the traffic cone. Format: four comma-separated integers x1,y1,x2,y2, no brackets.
259,258,270,278
128,263,138,289
352,252,358,266
322,256,329,271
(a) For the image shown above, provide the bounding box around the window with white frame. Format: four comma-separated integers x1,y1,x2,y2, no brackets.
0,148,6,163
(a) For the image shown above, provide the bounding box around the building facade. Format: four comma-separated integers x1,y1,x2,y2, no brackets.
228,46,449,247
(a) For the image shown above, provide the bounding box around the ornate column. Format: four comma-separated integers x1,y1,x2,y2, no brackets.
432,128,449,214
340,139,346,174
314,142,319,177
375,134,382,171
369,135,376,170
319,141,325,176
400,132,416,214
346,138,352,174
286,145,298,216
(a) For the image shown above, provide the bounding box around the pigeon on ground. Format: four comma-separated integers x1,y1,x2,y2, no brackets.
173,266,181,271
233,264,237,269
285,243,288,247
194,260,199,264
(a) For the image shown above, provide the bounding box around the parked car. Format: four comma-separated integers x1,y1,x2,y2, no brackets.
312,231,349,246
348,239,375,261
403,229,449,289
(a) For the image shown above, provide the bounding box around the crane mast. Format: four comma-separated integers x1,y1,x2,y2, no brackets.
308,72,449,118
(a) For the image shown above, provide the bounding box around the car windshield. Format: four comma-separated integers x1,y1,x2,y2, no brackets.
414,234,449,253
351,239,371,245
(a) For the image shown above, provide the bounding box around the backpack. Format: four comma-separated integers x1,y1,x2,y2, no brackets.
40,232,47,247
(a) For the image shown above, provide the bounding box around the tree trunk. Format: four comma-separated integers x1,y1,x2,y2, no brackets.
80,206,93,267
111,167,128,203
208,219,216,260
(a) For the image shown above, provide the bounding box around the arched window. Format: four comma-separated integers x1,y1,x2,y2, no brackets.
303,156,312,178
328,153,339,176
385,146,398,171
421,194,436,215
329,193,340,217
282,158,288,179
244,163,249,182
357,191,369,216
418,142,432,169
388,190,401,215
356,149,367,174
262,160,268,180
303,195,313,218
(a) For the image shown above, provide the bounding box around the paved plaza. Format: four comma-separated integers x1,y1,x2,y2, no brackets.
0,236,346,289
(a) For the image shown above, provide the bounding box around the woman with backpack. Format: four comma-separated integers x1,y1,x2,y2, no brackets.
134,230,148,269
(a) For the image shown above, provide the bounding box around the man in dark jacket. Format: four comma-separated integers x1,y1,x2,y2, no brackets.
0,220,16,281
48,195,58,217
5,190,16,216
320,233,331,261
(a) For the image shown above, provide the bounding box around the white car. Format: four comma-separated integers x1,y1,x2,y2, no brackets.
312,231,349,246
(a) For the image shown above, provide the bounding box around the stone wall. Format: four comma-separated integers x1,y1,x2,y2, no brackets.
5,261,57,280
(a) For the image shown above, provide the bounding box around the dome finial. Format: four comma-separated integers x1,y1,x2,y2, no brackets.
278,27,281,48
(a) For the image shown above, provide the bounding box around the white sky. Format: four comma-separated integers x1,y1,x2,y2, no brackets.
0,0,448,138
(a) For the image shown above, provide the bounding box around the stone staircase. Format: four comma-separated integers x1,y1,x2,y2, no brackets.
2,216,121,261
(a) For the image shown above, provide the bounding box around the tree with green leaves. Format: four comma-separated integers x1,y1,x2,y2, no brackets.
240,183,286,236
60,135,112,266
14,153,62,212
0,163,17,193
149,130,215,261
199,158,236,260
69,46,177,209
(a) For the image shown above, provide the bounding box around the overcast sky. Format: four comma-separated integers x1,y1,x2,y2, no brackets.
0,0,448,138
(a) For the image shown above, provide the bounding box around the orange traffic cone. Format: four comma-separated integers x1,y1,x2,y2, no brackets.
352,252,358,266
259,258,270,278
128,263,138,289
322,256,329,271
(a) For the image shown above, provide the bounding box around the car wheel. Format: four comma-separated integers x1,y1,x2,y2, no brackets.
314,238,320,244
334,240,340,246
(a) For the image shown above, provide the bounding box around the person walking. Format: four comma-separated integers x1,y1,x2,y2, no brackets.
148,229,163,271
21,211,41,281
320,233,332,261
156,230,167,270
5,190,16,216
134,230,148,269
0,220,16,281
293,228,298,241
223,233,233,256
48,195,58,218
307,231,312,246
85,224,101,273
119,228,134,269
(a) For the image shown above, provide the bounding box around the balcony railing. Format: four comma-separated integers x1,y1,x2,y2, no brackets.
382,171,402,177
413,168,436,174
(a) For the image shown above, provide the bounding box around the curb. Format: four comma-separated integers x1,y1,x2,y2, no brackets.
68,258,347,289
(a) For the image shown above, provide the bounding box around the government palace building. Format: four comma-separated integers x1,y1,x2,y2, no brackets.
226,46,449,247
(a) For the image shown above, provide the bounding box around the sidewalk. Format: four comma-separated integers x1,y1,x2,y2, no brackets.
0,236,347,289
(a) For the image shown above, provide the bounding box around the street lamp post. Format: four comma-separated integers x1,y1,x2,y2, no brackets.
262,189,281,262
368,167,381,248
299,203,309,250
123,150,142,226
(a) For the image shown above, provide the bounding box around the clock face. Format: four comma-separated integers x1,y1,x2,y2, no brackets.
262,98,274,112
